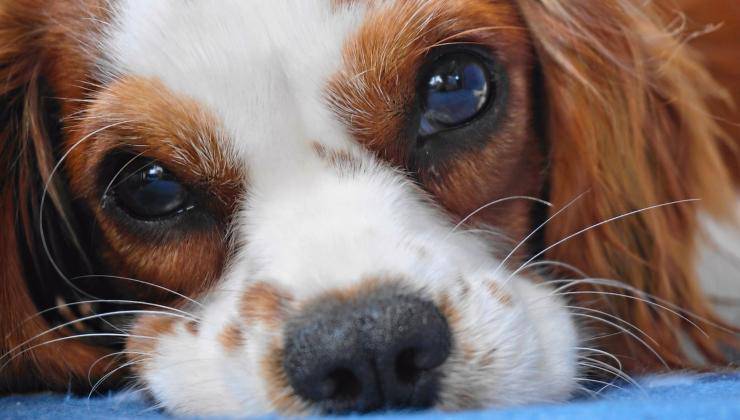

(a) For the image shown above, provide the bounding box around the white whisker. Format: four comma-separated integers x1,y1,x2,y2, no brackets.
565,305,659,346
494,192,586,276
39,120,135,298
70,275,204,308
569,311,668,368
448,195,551,237
505,199,701,290
0,333,155,372
1,310,194,367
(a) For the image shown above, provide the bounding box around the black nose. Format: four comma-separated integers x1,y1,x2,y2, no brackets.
282,289,452,414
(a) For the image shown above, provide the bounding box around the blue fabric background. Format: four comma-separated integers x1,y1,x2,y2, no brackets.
2,373,739,419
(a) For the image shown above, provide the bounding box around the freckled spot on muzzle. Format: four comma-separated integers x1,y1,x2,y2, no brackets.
240,282,292,329
218,322,244,352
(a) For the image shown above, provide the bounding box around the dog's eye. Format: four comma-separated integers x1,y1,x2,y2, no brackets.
114,161,191,219
418,52,492,136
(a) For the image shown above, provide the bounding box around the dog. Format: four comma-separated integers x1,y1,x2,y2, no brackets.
1,0,738,415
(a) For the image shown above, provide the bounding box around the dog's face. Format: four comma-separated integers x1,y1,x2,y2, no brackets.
1,0,737,416
74,0,575,414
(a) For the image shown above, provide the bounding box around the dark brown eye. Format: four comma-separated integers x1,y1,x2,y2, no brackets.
409,48,507,170
114,161,191,219
419,52,492,136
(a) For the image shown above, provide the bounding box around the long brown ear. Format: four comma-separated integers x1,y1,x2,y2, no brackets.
0,0,112,393
517,0,738,371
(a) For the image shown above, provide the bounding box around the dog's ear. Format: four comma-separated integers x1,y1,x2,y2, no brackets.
518,0,738,370
0,1,111,392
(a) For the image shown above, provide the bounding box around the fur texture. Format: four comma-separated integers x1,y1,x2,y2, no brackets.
0,0,738,415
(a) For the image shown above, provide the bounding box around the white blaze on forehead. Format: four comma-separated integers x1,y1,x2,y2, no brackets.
103,0,368,175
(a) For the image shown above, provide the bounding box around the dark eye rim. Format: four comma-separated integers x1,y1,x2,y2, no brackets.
409,45,509,169
96,150,217,235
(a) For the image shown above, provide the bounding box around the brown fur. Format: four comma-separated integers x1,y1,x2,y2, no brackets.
0,0,117,393
240,283,291,329
126,316,177,377
218,323,244,352
328,0,543,244
517,0,738,370
0,0,244,392
1,0,737,397
65,76,245,302
260,343,307,414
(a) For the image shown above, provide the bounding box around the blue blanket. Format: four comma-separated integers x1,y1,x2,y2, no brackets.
2,373,739,419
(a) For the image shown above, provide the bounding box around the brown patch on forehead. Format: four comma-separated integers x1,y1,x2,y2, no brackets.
63,76,246,303
218,322,244,352
240,282,291,328
328,0,544,245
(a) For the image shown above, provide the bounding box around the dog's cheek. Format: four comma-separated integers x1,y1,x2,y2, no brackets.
126,314,245,415
94,221,226,301
436,277,578,409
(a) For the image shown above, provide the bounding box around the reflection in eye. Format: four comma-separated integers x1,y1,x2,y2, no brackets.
114,161,191,219
419,52,492,136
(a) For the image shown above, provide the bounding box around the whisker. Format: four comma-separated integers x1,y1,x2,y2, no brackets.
99,151,148,204
554,287,710,337
70,275,204,308
580,331,626,342
39,120,135,298
569,312,669,368
8,298,198,340
0,333,155,372
574,377,627,394
573,346,624,372
87,350,152,386
573,384,599,399
578,357,642,390
506,199,701,283
494,192,587,277
1,310,194,366
459,228,518,244
564,305,660,346
89,357,149,400
524,259,590,279
448,195,551,237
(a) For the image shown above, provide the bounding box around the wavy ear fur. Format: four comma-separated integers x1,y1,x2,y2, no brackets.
517,0,738,370
0,0,113,393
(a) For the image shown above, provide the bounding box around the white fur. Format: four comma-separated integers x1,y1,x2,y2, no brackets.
102,0,579,415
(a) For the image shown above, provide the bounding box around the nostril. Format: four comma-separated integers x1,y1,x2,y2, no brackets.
322,368,363,402
395,348,423,384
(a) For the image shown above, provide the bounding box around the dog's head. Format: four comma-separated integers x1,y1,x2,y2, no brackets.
1,0,737,415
